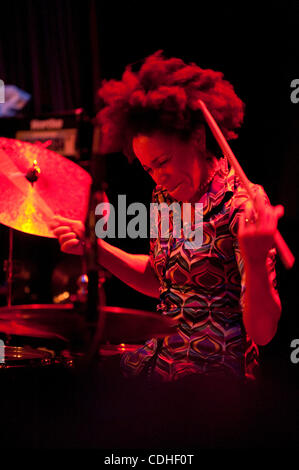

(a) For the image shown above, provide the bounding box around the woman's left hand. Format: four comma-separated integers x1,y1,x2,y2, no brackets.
238,191,284,264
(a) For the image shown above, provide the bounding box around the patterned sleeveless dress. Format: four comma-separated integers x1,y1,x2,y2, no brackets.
121,157,278,381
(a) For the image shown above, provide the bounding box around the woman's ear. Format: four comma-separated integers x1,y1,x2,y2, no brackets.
191,126,207,155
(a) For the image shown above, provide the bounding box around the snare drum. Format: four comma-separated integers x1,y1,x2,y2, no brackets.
0,345,53,368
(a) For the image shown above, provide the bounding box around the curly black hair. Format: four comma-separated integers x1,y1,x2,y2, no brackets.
96,50,245,161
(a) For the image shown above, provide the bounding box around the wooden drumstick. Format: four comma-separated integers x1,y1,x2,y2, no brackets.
197,99,295,270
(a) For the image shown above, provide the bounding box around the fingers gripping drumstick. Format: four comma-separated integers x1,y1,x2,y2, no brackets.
197,99,295,270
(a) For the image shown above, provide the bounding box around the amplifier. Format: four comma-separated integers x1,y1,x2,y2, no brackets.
0,108,94,161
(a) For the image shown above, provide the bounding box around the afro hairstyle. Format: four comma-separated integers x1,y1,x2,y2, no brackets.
95,50,245,162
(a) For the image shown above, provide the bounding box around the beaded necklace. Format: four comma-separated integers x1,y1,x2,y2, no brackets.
188,159,220,204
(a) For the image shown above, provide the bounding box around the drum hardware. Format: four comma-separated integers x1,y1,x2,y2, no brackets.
0,304,88,368
25,159,41,184
5,227,13,307
0,304,85,342
53,291,72,304
0,135,92,308
98,306,176,343
76,274,89,304
0,303,176,366
99,343,141,357
0,136,92,238
0,137,93,367
0,345,53,369
0,344,77,369
0,137,176,371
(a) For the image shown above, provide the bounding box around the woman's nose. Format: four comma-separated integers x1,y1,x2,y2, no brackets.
154,168,170,186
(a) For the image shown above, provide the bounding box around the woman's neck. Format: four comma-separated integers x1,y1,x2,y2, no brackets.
189,156,219,203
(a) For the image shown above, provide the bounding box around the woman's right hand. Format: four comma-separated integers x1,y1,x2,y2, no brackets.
50,215,85,255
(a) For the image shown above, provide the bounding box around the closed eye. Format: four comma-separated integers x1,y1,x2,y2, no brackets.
143,166,152,175
143,155,171,174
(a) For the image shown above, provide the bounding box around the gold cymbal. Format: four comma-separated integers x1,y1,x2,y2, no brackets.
0,137,92,237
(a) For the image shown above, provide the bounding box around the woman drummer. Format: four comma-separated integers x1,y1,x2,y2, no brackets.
51,50,283,382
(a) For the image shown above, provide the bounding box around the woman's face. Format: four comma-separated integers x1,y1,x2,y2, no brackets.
132,130,210,202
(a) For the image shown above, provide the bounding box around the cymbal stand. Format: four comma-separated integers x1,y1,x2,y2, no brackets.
4,228,14,307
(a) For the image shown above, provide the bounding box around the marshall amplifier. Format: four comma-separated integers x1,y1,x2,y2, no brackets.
0,108,94,161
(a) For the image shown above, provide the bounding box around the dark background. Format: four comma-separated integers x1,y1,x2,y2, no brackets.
0,0,298,450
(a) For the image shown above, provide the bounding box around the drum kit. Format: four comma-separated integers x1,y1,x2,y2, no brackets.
0,137,176,370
